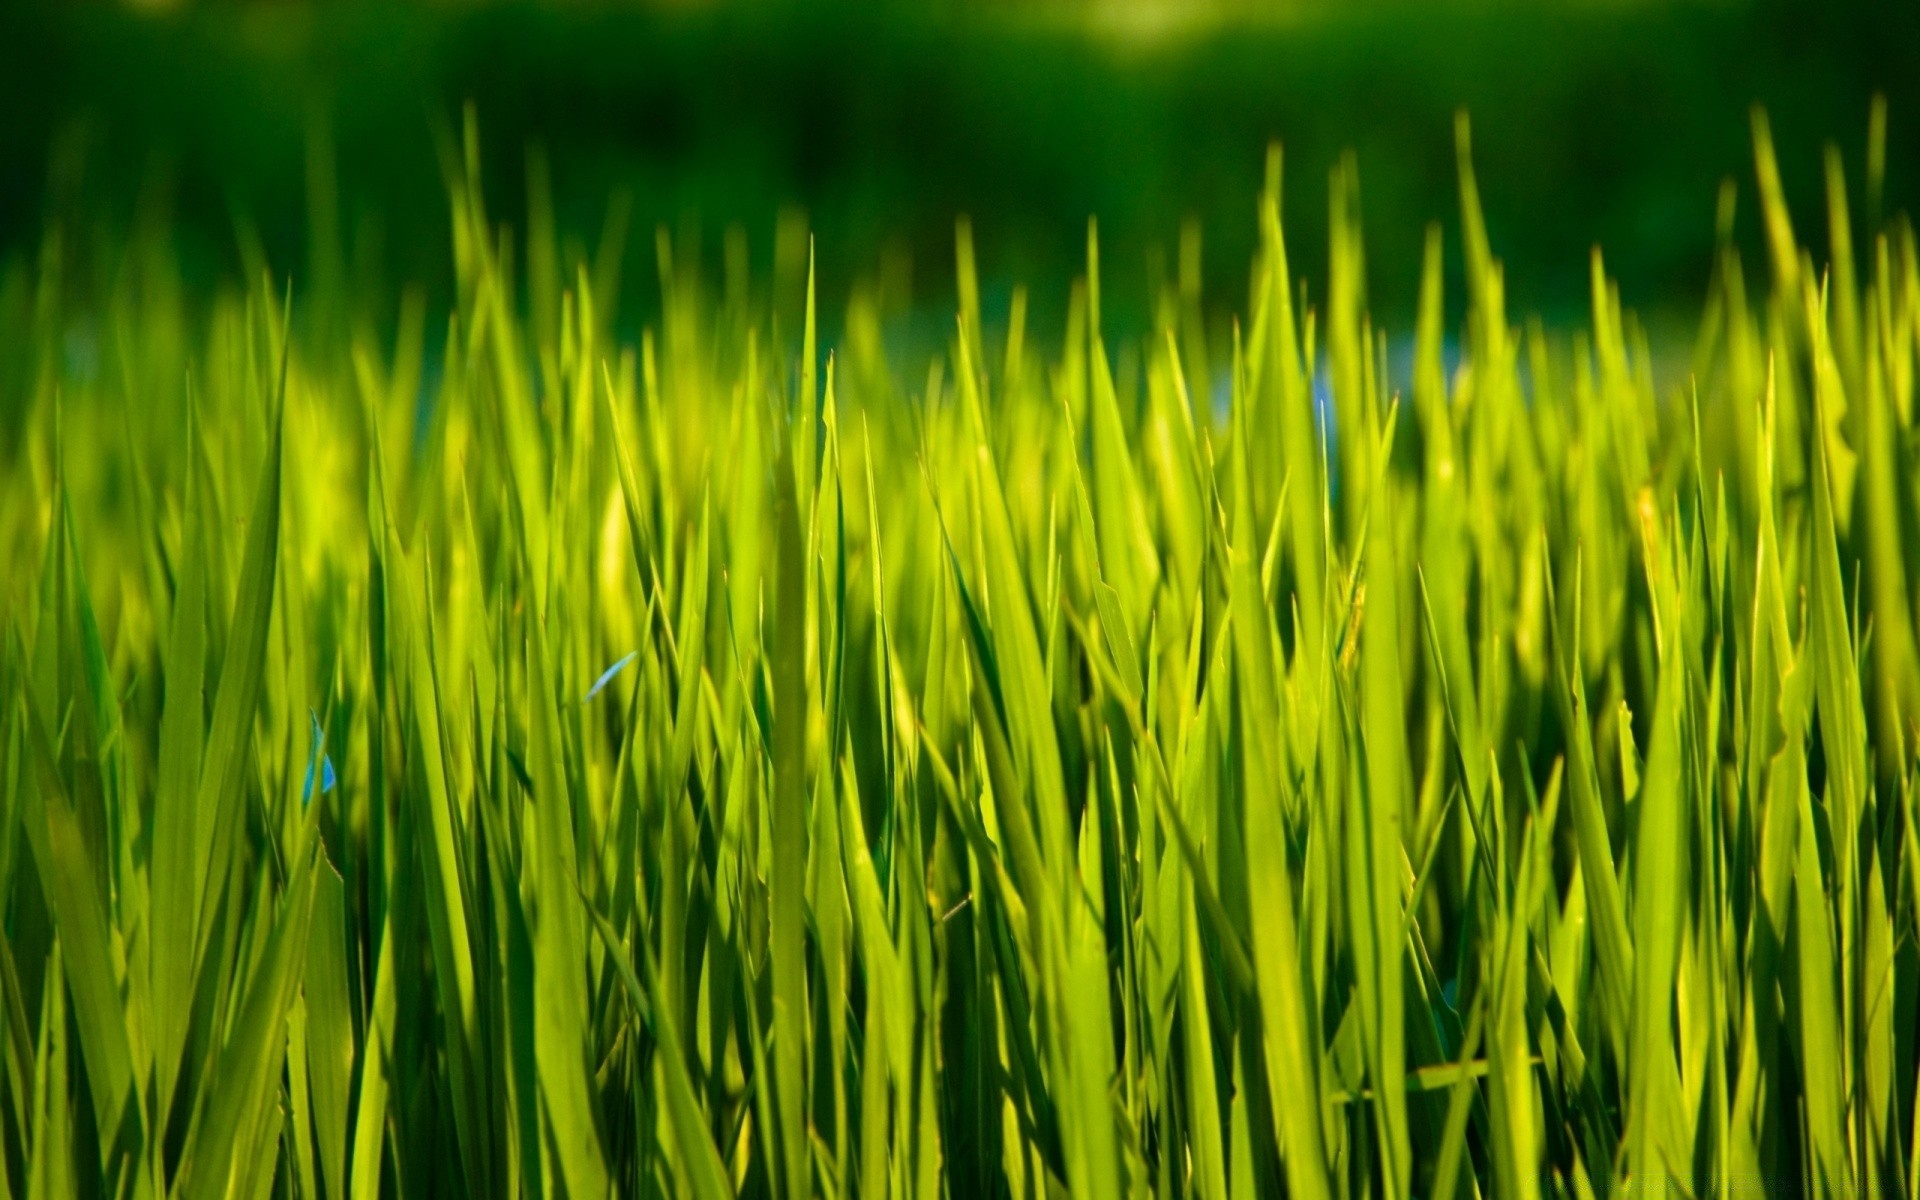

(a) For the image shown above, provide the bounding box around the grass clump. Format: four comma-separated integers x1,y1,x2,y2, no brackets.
2,107,1919,1199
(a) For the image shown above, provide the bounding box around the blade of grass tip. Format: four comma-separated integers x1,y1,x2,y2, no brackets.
1825,146,1862,391
1257,177,1330,694
1354,398,1412,1200
604,359,662,594
1625,619,1689,1195
1087,283,1160,622
193,334,286,966
859,415,900,802
667,494,711,794
1064,423,1144,709
1855,293,1920,756
770,417,813,1200
302,850,355,1200
799,236,819,511
150,440,207,1126
1806,314,1869,852
1228,368,1331,1200
957,216,984,376
1455,113,1494,305
1750,109,1802,302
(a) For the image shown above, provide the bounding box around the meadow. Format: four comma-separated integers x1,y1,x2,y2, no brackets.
1,104,1918,1199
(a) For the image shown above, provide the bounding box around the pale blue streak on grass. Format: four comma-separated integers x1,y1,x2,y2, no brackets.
302,709,336,807
585,652,639,703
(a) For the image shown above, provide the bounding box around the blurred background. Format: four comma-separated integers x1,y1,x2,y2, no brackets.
0,0,1913,340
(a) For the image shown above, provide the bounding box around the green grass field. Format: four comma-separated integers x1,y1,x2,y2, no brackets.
2,105,1918,1198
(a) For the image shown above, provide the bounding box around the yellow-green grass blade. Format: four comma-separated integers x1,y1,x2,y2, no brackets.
303,856,354,1200
19,699,141,1189
148,429,207,1134
770,415,814,1200
1228,370,1331,1200
176,827,320,1200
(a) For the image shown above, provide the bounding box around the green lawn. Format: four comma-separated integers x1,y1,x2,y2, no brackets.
2,105,1918,1197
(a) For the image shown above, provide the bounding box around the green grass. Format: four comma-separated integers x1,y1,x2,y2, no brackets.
3,104,1919,1198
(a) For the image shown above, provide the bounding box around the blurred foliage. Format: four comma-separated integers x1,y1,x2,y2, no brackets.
0,0,1914,333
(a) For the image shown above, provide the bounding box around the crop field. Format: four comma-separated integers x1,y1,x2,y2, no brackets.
2,100,1918,1199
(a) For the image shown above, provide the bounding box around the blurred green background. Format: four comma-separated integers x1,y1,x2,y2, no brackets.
1,0,1914,336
